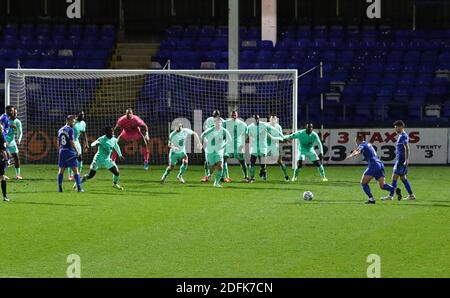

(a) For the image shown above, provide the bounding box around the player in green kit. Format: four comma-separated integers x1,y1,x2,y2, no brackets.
284,122,327,182
246,115,284,183
68,111,89,181
201,110,225,182
76,127,124,190
267,115,289,182
6,109,23,180
201,117,232,188
160,122,202,184
223,110,248,182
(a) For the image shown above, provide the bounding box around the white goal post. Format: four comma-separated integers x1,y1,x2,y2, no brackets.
4,68,298,166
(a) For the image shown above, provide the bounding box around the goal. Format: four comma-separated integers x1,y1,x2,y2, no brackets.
4,69,298,166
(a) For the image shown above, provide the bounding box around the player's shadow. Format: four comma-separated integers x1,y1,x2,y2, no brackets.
428,200,450,203
9,178,48,182
12,201,91,207
90,190,182,196
281,201,450,208
391,202,450,208
280,200,362,206
237,180,355,187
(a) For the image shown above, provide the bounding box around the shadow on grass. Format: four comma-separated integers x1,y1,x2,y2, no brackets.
281,200,450,208
280,200,362,206
391,202,450,208
13,201,91,207
8,178,49,182
88,191,182,196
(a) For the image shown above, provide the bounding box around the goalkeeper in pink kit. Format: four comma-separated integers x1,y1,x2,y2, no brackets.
112,108,150,170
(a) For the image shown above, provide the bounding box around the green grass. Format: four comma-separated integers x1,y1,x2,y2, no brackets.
0,164,449,278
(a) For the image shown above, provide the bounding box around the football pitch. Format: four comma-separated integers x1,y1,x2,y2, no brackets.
0,164,449,278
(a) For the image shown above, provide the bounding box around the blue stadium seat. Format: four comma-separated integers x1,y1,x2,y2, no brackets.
289,51,305,62
20,24,35,37
3,24,18,36
361,86,377,102
403,51,420,63
341,86,361,104
346,26,360,41
85,25,99,37
68,25,83,37
296,26,311,39
36,24,51,37
296,39,313,50
79,38,97,50
275,40,294,51
377,86,394,103
393,87,411,102
258,40,274,49
18,36,33,50
53,24,67,37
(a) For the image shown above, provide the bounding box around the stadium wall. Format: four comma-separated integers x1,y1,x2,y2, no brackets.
21,127,450,165
319,128,448,165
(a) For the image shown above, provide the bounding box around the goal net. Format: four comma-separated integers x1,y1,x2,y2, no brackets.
5,69,298,166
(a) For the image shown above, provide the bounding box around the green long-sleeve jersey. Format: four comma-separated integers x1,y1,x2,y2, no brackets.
285,130,323,154
201,126,232,155
6,118,22,144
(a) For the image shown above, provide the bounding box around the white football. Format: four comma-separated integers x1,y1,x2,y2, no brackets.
303,191,314,201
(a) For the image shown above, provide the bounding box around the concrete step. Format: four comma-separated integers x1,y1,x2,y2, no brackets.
115,48,156,56
116,43,159,50
110,61,151,69
112,54,153,62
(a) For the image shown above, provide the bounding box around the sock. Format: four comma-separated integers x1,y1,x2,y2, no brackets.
15,167,20,177
223,162,229,179
249,166,255,179
203,162,210,176
293,168,301,178
318,165,326,178
68,168,73,177
141,147,149,164
74,174,82,191
162,168,171,179
214,169,223,185
240,161,248,178
111,150,118,162
78,161,83,174
382,183,395,193
361,184,373,199
179,164,187,177
113,175,119,184
402,179,413,195
1,180,6,197
389,180,398,197
280,163,288,178
261,166,267,178
58,173,63,192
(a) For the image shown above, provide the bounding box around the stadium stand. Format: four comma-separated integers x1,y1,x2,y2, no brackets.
1,22,449,127
0,23,116,76
0,23,117,105
153,24,450,127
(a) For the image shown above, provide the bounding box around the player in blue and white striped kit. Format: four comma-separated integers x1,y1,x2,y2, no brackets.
382,120,415,201
0,105,15,180
346,135,402,204
57,115,83,193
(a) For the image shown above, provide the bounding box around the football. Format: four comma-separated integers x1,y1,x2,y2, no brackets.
303,191,314,201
